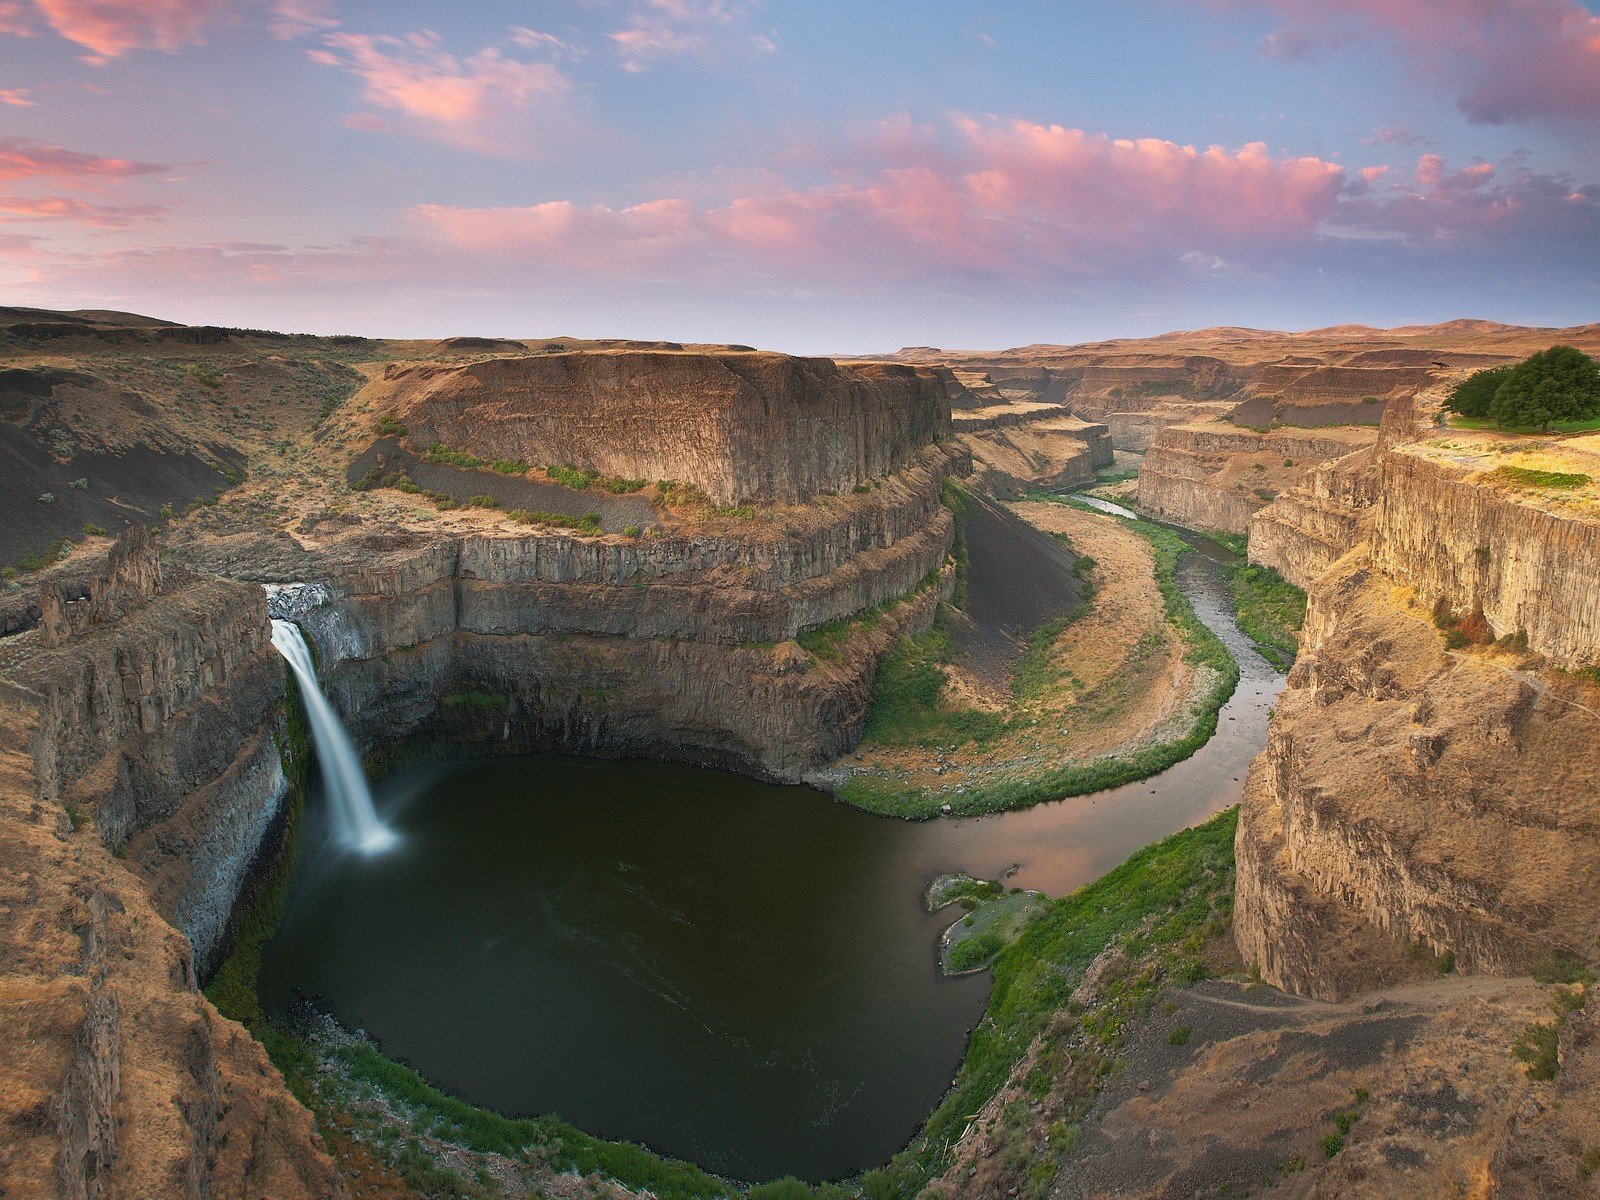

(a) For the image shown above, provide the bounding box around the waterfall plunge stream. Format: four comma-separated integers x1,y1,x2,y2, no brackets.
270,619,397,854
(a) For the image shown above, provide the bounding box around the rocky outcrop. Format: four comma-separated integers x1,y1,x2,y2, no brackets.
1236,416,1600,1001
1234,550,1600,1000
369,351,954,506
1137,421,1374,534
1246,447,1379,589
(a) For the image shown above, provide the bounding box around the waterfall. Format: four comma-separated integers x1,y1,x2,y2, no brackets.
270,619,397,854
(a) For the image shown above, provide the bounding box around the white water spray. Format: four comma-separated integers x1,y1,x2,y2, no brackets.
271,619,397,854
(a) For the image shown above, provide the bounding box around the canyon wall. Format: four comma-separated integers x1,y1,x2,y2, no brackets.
950,403,1112,495
1236,432,1600,1000
0,531,340,1200
0,529,288,974
1137,421,1373,534
295,445,961,780
371,351,954,506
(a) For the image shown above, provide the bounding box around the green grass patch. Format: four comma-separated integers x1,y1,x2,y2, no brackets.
547,463,600,490
1494,465,1592,490
857,620,1008,747
857,810,1238,1199
1223,561,1305,671
1448,415,1600,434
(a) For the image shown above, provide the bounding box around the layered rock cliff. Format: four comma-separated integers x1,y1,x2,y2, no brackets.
0,530,340,1200
287,442,961,781
1137,421,1373,534
369,351,954,506
1236,430,1600,1001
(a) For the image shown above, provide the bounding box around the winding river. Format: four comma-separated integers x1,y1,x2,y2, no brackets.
258,501,1284,1183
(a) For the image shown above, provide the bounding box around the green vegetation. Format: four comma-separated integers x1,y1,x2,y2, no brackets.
490,459,528,475
547,463,600,490
857,810,1238,1200
1166,1025,1191,1046
842,496,1239,819
1222,560,1306,670
1442,365,1513,419
424,442,486,469
1494,465,1592,490
375,414,408,437
507,508,603,534
1445,346,1600,431
82,522,106,537
15,538,69,572
856,620,1007,747
1514,1021,1561,1081
467,494,499,509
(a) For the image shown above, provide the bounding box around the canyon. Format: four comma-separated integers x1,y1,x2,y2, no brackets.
3,311,1599,1199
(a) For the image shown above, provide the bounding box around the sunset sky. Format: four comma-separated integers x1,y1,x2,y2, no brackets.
0,0,1596,351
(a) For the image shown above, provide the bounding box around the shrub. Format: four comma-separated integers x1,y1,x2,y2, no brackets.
548,463,600,490
623,524,642,538
83,523,106,537
375,414,408,437
1166,1025,1191,1046
424,443,485,469
490,459,528,475
467,494,499,509
1514,1022,1560,1080
37,492,54,504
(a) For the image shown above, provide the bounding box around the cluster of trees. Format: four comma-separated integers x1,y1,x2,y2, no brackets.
1444,345,1600,430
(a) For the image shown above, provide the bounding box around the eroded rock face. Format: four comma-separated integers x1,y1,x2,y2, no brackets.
295,446,962,780
1234,548,1600,1001
0,531,288,974
0,668,341,1200
370,351,954,506
1137,421,1375,534
1372,447,1600,670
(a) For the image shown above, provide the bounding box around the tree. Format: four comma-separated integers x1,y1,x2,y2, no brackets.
1443,365,1512,418
1488,345,1600,431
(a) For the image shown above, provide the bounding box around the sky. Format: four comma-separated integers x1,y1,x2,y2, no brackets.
0,0,1596,352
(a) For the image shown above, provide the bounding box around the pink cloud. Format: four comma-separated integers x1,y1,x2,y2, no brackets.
0,193,167,226
0,136,169,182
414,119,1350,283
311,29,573,152
15,0,334,59
1211,0,1600,124
0,87,34,105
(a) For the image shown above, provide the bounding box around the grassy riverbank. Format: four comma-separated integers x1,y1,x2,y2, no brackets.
1223,559,1306,670
835,494,1240,818
859,809,1239,1200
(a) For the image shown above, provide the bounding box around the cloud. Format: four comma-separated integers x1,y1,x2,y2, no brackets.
0,88,34,105
1210,0,1600,125
14,0,335,59
310,28,574,152
0,136,170,182
0,193,167,226
413,119,1351,285
606,0,774,71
